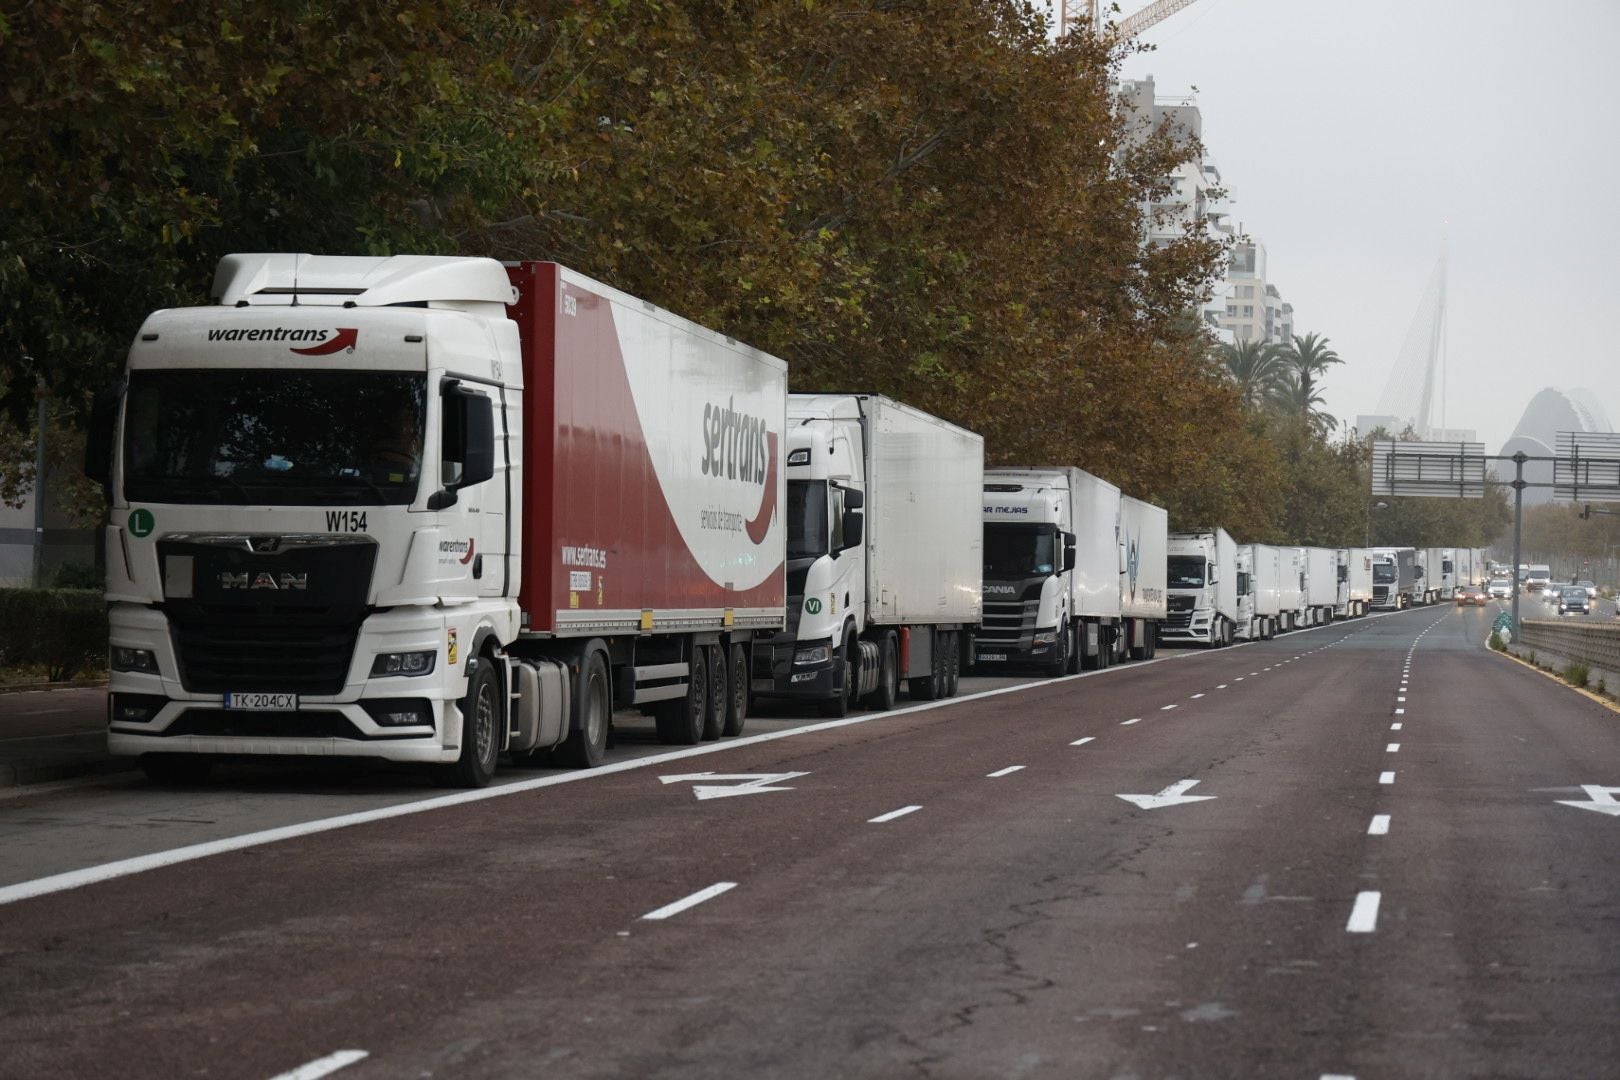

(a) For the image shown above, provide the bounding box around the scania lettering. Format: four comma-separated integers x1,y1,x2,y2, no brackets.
89,254,788,787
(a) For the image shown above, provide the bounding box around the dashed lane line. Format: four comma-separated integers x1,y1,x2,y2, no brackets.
868,805,922,824
642,882,737,921
987,766,1026,778
1368,814,1391,836
268,1050,369,1080
1346,891,1382,933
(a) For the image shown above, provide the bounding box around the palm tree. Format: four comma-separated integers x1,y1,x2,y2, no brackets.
1217,339,1286,409
1271,370,1338,438
1282,332,1342,408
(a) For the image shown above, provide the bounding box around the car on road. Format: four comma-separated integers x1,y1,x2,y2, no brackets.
1455,586,1487,606
1487,578,1513,600
1578,579,1598,599
1558,586,1590,616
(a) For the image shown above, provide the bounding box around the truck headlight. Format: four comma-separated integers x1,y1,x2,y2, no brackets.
370,650,437,677
794,644,831,665
1031,631,1056,647
111,647,160,675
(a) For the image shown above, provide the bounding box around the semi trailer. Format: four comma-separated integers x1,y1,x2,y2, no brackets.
1165,528,1239,646
1371,547,1419,610
1235,544,1281,641
91,254,789,786
1336,547,1373,618
1303,546,1338,626
754,395,982,712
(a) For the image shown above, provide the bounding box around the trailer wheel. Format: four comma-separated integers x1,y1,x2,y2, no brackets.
909,629,943,701
946,633,961,696
819,626,857,718
863,633,898,711
656,645,708,743
723,643,748,737
700,646,725,741
439,657,500,788
140,754,214,786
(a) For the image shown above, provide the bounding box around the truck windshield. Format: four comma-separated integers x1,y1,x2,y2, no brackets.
787,480,828,559
123,369,427,506
1373,564,1395,584
983,523,1057,579
1167,556,1206,589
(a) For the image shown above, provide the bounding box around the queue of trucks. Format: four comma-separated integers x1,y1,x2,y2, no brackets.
86,253,1486,788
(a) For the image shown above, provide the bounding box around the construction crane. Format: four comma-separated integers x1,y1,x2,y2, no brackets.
1059,0,1203,40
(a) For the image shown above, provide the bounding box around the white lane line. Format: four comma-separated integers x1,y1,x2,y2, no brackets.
1249,672,1258,676
868,805,922,824
1390,722,1402,731
1386,743,1401,753
1321,1074,1357,1080
1190,693,1205,699
642,882,737,921
1368,814,1391,836
269,1050,370,1080
1394,708,1405,715
1120,718,1142,726
1346,891,1382,933
1216,684,1227,689
1160,704,1178,711
987,765,1026,778
1380,771,1395,784
1397,696,1406,703
1070,737,1096,746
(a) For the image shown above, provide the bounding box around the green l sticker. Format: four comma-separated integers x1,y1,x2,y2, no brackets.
128,508,154,537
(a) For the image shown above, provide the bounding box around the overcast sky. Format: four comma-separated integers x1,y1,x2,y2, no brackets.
1104,0,1619,450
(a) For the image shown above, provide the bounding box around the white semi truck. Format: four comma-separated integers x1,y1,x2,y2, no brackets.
1371,547,1419,610
1335,548,1373,618
1235,543,1281,641
1279,547,1305,631
1165,528,1239,647
1415,547,1455,604
1303,547,1339,626
90,254,790,786
977,468,1165,673
754,395,982,713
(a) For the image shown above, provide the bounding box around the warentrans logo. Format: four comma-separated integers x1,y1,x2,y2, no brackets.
206,327,359,356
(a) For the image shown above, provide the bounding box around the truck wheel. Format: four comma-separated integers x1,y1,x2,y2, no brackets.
555,650,611,768
1046,622,1070,677
657,646,708,743
700,645,725,741
819,626,857,718
863,634,898,711
909,630,941,701
946,633,961,696
722,643,748,737
140,754,214,785
439,657,500,788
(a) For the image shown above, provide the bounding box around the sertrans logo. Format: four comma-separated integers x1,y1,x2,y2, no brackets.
698,397,777,546
206,327,358,355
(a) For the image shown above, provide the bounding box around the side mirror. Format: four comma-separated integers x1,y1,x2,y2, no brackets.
1065,537,1077,574
429,382,495,509
841,487,864,511
1210,563,1220,584
841,511,863,550
84,385,121,488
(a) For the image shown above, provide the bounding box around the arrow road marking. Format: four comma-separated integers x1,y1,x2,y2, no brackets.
1555,785,1620,818
1116,779,1216,811
659,772,810,800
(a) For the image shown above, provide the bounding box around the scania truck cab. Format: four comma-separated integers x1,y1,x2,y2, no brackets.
979,473,1078,673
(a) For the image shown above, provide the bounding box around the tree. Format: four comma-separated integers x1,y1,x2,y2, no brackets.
1217,340,1285,409
1277,332,1342,434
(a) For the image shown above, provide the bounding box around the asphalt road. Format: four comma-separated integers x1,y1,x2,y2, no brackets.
1,606,1617,1080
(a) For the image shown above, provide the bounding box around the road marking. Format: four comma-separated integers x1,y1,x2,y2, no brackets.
1394,708,1405,715
1387,743,1400,753
868,805,922,824
1160,704,1178,711
269,1050,369,1080
1368,814,1390,835
1235,677,1245,682
1116,779,1216,811
1249,672,1258,676
1190,693,1205,699
1397,696,1406,702
987,765,1025,778
1346,890,1382,933
1120,718,1142,725
1380,771,1395,784
642,882,737,920
1070,737,1096,746
1216,684,1227,689
1554,785,1620,818
1321,1074,1357,1079
1390,722,1402,731
659,771,810,800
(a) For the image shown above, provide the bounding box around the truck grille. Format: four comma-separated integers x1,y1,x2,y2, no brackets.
1166,610,1194,630
1373,585,1390,604
171,615,362,695
978,599,1038,645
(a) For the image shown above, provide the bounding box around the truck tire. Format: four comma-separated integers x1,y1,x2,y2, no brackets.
140,754,214,785
439,657,500,788
863,633,898,711
1046,622,1070,677
700,645,725,741
819,626,857,718
722,643,748,737
657,645,709,743
909,630,942,700
554,650,611,768
946,633,961,696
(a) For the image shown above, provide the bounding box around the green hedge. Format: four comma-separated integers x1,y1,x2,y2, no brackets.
0,588,107,682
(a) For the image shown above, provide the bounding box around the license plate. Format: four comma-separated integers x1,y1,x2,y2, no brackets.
223,692,298,712
977,653,1007,662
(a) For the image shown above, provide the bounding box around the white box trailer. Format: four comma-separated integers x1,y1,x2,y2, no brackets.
1119,494,1168,660
1304,547,1338,625
1279,547,1306,631
1336,548,1374,618
1237,543,1282,640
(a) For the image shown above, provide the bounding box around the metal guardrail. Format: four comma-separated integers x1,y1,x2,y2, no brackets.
1516,619,1620,672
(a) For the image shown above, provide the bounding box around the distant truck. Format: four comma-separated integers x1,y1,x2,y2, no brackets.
1165,528,1239,646
1416,547,1455,604
1303,547,1339,626
978,467,1166,673
1525,564,1552,592
1371,547,1419,610
93,254,790,787
1279,546,1305,631
755,394,982,714
1336,547,1374,618
1236,544,1281,641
